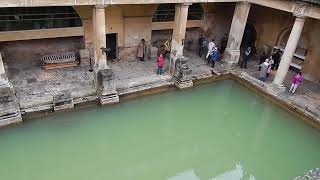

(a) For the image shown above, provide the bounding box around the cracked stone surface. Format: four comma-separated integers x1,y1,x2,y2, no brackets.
7,64,96,111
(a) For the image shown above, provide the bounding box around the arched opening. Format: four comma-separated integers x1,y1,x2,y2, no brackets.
0,6,82,31
274,27,308,71
152,3,204,22
241,23,257,49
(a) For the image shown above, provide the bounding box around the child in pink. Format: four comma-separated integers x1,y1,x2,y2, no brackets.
289,72,303,93
157,54,165,75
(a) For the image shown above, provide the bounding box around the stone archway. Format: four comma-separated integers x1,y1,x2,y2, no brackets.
275,26,292,48
241,23,257,49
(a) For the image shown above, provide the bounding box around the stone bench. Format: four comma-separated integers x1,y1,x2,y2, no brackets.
41,51,79,70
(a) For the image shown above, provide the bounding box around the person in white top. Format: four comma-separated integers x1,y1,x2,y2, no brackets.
267,56,274,77
206,39,217,59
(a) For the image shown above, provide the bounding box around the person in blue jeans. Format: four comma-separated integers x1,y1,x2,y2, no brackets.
208,50,218,68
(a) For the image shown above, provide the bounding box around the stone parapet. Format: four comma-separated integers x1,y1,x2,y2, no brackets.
96,68,119,105
0,83,22,127
173,56,193,89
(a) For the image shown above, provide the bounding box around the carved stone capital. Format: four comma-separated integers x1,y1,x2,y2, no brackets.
182,3,192,7
95,4,107,9
293,2,307,18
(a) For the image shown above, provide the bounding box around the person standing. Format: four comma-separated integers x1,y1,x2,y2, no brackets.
206,39,217,59
198,35,207,57
157,54,165,75
240,46,252,69
289,72,303,94
259,59,270,82
137,39,146,61
209,50,218,68
272,49,282,70
220,33,228,54
258,52,268,71
267,56,274,77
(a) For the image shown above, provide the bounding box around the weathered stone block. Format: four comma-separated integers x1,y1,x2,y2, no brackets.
173,57,193,89
97,69,119,105
0,82,14,97
79,49,90,66
0,82,22,127
53,90,74,111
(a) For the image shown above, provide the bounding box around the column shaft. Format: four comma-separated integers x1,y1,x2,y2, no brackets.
0,53,8,85
171,3,189,57
273,17,305,86
93,5,107,70
223,2,251,65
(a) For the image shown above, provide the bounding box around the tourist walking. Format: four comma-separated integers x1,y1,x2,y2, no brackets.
206,39,217,59
220,33,228,54
208,50,218,68
259,59,270,82
240,46,252,69
157,54,165,75
258,52,268,71
137,39,146,61
198,35,207,57
289,72,303,94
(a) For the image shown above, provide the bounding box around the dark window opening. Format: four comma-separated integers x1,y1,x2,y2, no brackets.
187,4,204,20
152,3,204,22
152,4,176,22
106,33,118,60
0,6,82,31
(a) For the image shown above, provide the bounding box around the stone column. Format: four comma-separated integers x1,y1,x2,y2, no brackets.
0,53,8,86
273,16,306,86
223,2,251,65
93,5,107,70
171,3,190,58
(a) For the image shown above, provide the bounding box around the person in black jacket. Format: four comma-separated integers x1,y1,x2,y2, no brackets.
240,46,252,69
272,49,282,70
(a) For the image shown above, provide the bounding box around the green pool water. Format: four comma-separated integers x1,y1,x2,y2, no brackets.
0,80,319,180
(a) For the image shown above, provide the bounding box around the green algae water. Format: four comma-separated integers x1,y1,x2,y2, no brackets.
0,80,319,180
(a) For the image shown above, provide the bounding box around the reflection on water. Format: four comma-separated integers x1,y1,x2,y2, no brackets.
168,164,256,180
167,169,200,180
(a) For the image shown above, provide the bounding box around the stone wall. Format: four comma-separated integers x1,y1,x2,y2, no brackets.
0,37,84,68
203,3,235,45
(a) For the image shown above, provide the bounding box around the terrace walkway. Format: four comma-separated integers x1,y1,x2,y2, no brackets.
4,49,320,123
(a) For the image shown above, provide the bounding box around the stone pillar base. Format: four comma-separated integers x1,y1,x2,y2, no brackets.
223,48,240,65
173,56,193,89
266,83,286,95
0,82,22,127
174,79,193,89
53,90,74,111
96,68,119,105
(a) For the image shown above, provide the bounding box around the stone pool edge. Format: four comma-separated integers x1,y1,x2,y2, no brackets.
1,71,319,130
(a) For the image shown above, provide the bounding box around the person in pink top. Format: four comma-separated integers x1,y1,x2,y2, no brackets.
157,54,165,75
289,72,303,94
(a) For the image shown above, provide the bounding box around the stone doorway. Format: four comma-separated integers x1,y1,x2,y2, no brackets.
106,33,118,60
241,23,257,49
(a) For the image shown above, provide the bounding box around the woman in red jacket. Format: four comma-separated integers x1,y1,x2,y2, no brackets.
157,54,165,75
